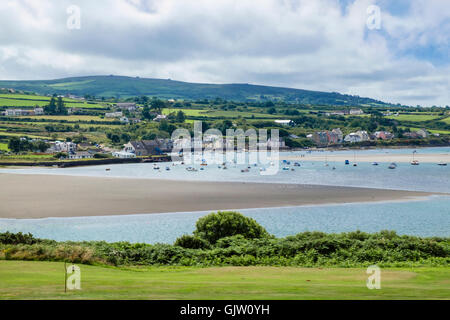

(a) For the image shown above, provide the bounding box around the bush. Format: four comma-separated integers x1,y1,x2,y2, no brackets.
0,232,40,245
174,235,209,249
194,211,270,244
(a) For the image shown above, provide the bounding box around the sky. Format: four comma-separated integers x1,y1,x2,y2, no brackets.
0,0,448,106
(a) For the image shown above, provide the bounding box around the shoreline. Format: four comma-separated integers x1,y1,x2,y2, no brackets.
285,152,449,163
0,173,435,219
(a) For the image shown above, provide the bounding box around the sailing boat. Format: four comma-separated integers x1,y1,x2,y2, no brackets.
411,150,419,165
352,151,357,167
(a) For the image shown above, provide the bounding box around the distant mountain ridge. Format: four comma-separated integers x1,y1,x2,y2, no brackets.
0,75,392,106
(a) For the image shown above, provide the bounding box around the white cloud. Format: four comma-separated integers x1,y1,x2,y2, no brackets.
0,0,448,106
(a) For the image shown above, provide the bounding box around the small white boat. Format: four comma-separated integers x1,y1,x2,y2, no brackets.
153,165,160,170
259,167,266,172
411,160,419,166
186,167,197,172
165,167,170,171
437,162,447,166
372,162,379,166
294,162,301,167
241,168,250,173
388,163,397,169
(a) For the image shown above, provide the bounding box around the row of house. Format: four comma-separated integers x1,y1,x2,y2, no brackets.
1,108,44,117
308,128,397,145
307,128,343,146
326,109,364,116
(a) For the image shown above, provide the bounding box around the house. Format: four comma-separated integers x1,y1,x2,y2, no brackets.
47,141,77,153
116,103,137,111
4,109,33,116
374,131,394,140
350,108,364,115
68,151,93,160
105,111,123,118
153,114,167,122
123,139,173,156
274,120,294,126
120,116,130,124
416,129,429,138
112,151,136,158
344,130,369,143
308,128,343,146
34,107,44,115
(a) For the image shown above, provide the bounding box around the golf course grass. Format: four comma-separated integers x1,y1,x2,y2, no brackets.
0,261,448,300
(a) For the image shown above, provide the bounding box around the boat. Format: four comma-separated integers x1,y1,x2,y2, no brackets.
438,162,447,166
388,163,397,169
153,165,160,170
200,167,205,171
353,163,358,167
165,167,170,171
105,168,111,171
291,168,295,171
294,162,301,167
411,151,419,165
372,162,379,166
282,167,290,171
332,166,336,170
223,166,228,170
345,160,350,165
186,167,197,172
259,168,266,172
241,168,249,173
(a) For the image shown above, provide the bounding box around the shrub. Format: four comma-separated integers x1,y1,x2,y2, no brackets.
194,211,270,244
174,235,210,249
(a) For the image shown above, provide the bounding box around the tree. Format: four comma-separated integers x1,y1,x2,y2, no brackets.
194,211,270,244
44,97,57,115
176,110,186,123
8,137,21,153
267,107,276,114
56,97,67,115
150,99,166,114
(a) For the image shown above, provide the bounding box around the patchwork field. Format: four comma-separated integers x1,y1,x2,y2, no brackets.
386,114,442,122
0,261,448,300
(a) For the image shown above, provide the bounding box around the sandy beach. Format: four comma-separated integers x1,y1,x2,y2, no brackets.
0,173,433,219
285,152,450,164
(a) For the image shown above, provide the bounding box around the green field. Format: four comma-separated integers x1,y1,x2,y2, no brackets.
386,114,441,122
0,94,108,109
0,143,8,151
0,261,448,300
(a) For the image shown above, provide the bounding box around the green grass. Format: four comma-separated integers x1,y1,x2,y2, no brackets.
0,94,108,109
386,114,441,122
0,261,448,300
0,143,9,152
24,115,115,122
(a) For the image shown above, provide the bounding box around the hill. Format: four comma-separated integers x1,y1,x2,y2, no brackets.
0,75,392,106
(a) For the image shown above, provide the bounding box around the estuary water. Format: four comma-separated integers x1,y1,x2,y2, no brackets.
0,147,449,242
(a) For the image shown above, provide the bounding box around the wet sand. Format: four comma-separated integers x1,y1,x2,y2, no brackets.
0,173,433,219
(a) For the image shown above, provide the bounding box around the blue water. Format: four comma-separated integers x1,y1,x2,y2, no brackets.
0,147,449,242
1,150,448,192
1,196,449,243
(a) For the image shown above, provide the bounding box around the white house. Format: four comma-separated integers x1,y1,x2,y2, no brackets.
153,114,167,122
68,151,93,160
274,120,294,126
112,151,136,158
120,116,130,124
350,109,364,115
34,107,44,115
105,111,123,118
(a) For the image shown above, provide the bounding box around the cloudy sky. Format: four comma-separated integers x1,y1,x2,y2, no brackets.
0,0,448,106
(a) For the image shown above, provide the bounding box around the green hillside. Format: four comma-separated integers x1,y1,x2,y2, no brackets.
0,75,393,106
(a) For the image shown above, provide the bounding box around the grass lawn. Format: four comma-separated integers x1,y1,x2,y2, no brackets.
0,261,448,300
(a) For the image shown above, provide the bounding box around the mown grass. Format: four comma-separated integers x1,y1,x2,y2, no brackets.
0,261,448,300
0,94,108,109
0,143,8,151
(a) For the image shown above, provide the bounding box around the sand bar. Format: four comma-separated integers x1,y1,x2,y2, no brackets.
285,152,450,164
0,173,433,219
